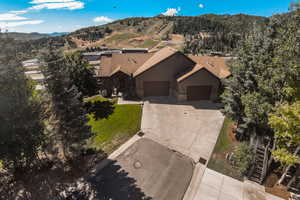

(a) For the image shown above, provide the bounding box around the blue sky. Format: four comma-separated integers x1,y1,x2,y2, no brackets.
0,0,293,33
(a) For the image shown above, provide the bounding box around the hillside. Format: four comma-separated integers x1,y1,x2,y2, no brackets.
1,14,269,59
69,14,269,54
4,32,48,41
4,32,70,41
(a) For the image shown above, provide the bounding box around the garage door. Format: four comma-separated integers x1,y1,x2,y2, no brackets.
187,85,212,101
144,81,170,97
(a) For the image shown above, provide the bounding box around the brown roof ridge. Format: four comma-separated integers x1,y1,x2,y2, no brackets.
98,53,154,77
177,55,231,82
133,46,182,77
177,64,204,82
189,55,230,78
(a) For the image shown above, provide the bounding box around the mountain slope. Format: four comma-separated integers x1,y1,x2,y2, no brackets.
4,32,70,41
68,14,268,54
4,32,48,41
1,14,269,60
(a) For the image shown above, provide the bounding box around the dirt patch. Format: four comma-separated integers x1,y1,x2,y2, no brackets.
265,174,290,200
228,124,238,143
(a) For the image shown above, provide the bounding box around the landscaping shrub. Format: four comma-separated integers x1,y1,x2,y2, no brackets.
231,142,254,175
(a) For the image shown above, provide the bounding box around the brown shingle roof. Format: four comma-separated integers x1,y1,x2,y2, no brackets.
133,47,179,77
98,53,154,77
177,55,231,82
97,56,112,77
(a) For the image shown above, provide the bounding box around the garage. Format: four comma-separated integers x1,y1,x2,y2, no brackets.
144,81,170,97
187,85,212,101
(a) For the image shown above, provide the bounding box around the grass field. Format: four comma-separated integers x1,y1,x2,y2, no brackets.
140,39,159,48
106,33,139,42
207,118,243,181
87,96,142,154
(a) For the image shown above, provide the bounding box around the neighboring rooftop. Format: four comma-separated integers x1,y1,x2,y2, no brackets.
83,50,122,56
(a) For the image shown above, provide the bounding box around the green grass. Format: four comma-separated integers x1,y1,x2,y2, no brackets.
213,118,234,153
208,158,243,181
207,117,243,181
140,39,159,48
0,160,3,169
87,96,142,154
106,33,138,42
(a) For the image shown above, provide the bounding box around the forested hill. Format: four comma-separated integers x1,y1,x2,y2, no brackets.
3,32,69,41
2,14,268,59
68,14,268,55
3,32,48,40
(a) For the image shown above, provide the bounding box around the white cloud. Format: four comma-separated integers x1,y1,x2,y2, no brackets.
0,20,44,28
0,13,27,21
93,16,113,24
162,8,181,16
30,0,75,3
10,10,28,15
0,0,85,30
199,4,204,8
29,1,84,10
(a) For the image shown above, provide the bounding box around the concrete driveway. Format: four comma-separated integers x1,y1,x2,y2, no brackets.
193,169,283,200
94,138,194,200
141,98,224,163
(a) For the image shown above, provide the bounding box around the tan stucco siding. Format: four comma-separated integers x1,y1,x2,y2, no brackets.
135,53,194,97
177,69,220,101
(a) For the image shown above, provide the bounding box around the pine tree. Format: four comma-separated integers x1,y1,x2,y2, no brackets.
65,52,99,97
41,50,92,160
222,9,300,141
0,34,45,171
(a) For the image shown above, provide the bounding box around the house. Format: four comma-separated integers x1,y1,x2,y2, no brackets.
97,47,231,101
121,48,149,54
22,59,45,90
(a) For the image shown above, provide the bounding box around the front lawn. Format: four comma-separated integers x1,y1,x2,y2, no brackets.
207,118,243,181
87,96,142,154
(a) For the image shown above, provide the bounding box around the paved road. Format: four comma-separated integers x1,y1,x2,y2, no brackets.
141,98,224,163
94,138,194,200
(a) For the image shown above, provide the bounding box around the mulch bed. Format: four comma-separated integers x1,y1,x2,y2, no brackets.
265,173,291,200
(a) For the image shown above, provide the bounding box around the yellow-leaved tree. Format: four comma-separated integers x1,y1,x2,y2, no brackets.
269,102,300,184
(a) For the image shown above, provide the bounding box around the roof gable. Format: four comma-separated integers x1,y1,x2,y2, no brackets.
177,55,231,82
189,55,231,79
98,53,153,77
133,47,194,77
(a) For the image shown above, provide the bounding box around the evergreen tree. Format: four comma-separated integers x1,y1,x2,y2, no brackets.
222,10,300,141
42,50,92,160
0,35,45,171
65,52,99,97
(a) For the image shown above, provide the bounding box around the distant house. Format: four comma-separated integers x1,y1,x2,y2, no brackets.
96,47,231,101
121,48,149,54
22,59,45,90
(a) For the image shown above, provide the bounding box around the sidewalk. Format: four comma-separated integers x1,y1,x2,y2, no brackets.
189,168,284,200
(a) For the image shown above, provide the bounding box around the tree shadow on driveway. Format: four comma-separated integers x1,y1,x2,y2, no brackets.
89,160,153,200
